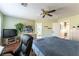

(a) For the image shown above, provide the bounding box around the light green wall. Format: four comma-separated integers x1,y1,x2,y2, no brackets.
0,13,2,37
42,20,53,35
69,15,79,28
2,12,79,40
58,15,79,29
57,15,79,40
35,20,54,37
3,16,35,32
0,12,2,45
59,15,79,26
0,12,4,45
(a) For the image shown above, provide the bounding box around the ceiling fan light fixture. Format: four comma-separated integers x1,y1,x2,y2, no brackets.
21,3,28,7
41,9,56,18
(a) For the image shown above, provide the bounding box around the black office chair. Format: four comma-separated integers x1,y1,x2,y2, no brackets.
3,34,33,56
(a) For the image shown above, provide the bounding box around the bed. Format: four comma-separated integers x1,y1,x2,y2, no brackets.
32,36,79,56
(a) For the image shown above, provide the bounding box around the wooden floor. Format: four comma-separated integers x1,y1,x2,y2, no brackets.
2,40,36,56
29,49,36,56
3,49,36,56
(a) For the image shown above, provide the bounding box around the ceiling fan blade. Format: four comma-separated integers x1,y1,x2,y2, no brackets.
47,14,52,16
42,15,45,18
48,10,56,13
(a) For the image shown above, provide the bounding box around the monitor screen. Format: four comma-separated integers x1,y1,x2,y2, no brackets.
3,29,17,38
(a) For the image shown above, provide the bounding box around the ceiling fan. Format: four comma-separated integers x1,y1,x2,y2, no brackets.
21,3,28,7
41,9,56,18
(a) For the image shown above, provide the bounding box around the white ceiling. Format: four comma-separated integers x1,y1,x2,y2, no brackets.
0,3,79,20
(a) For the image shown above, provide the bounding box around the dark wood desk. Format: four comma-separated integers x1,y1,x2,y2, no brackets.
4,40,20,53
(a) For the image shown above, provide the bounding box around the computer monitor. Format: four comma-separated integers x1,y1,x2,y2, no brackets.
3,29,17,38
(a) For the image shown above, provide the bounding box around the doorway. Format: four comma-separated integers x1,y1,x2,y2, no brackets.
35,23,42,39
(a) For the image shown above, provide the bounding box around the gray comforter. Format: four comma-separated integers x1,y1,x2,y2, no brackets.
33,37,79,56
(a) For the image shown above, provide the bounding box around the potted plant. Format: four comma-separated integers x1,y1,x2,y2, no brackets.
15,23,24,36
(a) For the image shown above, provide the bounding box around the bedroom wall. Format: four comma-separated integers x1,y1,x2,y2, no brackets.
35,20,54,37
0,13,1,39
0,12,4,45
68,15,79,40
69,15,79,28
34,15,79,40
42,20,53,37
3,16,35,32
57,15,79,40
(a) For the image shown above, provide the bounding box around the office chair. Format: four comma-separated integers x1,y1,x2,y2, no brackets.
3,34,33,56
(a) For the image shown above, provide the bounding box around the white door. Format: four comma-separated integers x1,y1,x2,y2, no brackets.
60,21,70,39
36,23,42,39
52,23,60,37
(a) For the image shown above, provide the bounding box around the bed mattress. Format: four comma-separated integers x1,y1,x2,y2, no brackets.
32,37,79,56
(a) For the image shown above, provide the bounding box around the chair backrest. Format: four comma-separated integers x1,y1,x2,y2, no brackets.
14,34,33,56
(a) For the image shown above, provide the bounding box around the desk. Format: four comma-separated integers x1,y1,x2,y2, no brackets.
5,40,20,53
0,40,20,56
